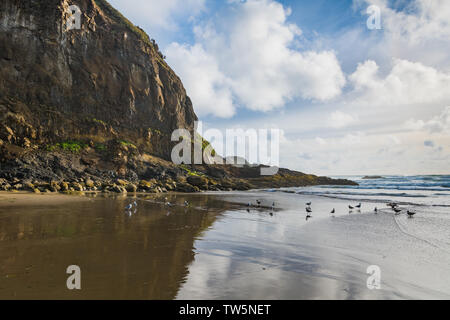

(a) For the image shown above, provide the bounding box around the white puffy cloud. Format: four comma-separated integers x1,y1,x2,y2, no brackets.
358,0,450,68
166,43,235,118
349,59,450,107
365,0,450,44
166,0,346,117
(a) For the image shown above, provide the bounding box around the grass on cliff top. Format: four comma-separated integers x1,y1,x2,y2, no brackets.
193,133,216,157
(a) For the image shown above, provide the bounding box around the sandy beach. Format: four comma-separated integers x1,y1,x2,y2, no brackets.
1,189,449,299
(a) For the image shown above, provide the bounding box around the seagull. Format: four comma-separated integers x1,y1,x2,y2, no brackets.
247,202,251,207
165,202,174,207
331,208,335,217
271,202,275,210
306,208,312,220
125,200,137,210
407,210,416,218
388,203,398,209
394,208,402,215
256,200,262,207
306,202,312,206
374,207,378,214
349,205,354,210
184,200,189,207
356,203,362,209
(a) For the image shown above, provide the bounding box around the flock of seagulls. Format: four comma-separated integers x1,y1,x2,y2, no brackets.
124,197,418,220
124,197,192,216
303,201,418,220
247,200,276,216
388,202,417,218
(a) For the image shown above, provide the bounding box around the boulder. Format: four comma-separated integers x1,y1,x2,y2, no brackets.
187,176,208,189
176,183,197,193
126,184,137,192
85,179,95,189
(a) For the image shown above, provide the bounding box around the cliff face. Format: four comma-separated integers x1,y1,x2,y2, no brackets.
0,0,197,159
0,0,358,192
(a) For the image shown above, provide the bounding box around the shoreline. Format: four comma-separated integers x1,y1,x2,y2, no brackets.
0,191,93,207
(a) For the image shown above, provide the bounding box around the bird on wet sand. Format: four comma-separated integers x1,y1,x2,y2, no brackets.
184,200,190,207
256,200,262,207
125,200,138,216
306,208,312,220
407,210,416,218
331,208,335,217
374,207,378,214
126,200,138,210
356,203,362,209
388,203,398,209
349,205,354,210
394,208,402,215
306,202,312,206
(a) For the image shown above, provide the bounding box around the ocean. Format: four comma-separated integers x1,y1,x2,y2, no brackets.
273,175,450,207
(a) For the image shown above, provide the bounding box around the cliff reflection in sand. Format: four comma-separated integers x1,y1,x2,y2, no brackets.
0,194,227,299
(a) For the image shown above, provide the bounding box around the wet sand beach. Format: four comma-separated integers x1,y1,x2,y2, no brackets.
0,191,449,300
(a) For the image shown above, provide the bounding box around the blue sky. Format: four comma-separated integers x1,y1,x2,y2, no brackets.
109,0,450,175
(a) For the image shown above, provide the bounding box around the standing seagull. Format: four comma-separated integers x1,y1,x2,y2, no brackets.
394,208,402,215
356,203,362,209
184,200,190,207
306,207,312,220
407,210,416,218
349,205,354,210
256,200,262,207
374,207,378,214
306,202,312,206
331,208,335,217
271,202,275,210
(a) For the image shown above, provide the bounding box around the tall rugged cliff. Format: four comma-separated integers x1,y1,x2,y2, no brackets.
0,0,197,160
0,0,357,192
